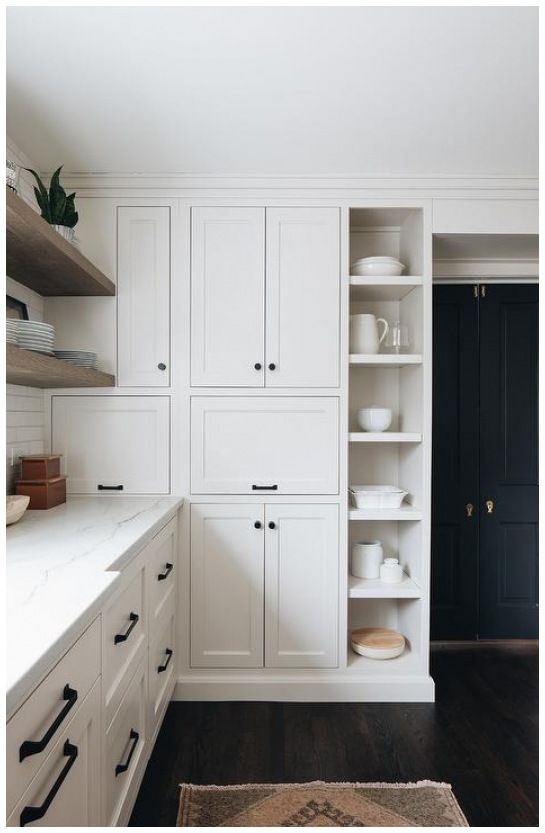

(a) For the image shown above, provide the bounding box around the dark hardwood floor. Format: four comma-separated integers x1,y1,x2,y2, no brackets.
130,642,538,827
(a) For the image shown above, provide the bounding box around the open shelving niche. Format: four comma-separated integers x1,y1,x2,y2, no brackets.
346,205,429,679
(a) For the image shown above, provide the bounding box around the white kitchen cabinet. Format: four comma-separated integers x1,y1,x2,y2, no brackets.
190,504,265,668
265,207,340,387
8,680,101,828
51,396,170,494
148,603,176,741
191,206,265,387
265,505,339,668
191,396,339,495
117,206,171,386
146,516,178,632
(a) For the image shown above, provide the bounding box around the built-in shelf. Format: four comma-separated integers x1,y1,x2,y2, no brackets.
349,432,422,443
349,276,423,302
349,505,423,521
7,344,114,389
346,645,421,675
348,573,421,599
350,354,422,367
6,187,115,296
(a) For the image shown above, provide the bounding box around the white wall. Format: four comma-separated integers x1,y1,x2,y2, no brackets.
6,137,46,492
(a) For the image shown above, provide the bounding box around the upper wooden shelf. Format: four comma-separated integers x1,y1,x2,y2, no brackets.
7,344,114,389
6,188,115,296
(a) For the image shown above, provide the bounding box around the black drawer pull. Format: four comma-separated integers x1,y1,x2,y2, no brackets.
97,484,124,491
115,729,139,776
252,484,278,491
19,685,78,762
114,611,139,645
157,648,173,673
157,562,174,582
20,740,78,826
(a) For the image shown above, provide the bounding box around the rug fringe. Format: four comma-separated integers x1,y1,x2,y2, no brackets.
179,779,453,791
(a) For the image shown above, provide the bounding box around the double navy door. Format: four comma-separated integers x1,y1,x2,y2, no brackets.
431,284,538,639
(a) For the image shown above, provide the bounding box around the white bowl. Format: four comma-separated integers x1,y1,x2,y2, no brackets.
351,257,405,277
357,407,392,432
6,495,30,525
349,485,408,509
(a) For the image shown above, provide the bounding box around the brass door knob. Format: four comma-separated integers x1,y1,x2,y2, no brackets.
466,502,474,518
485,499,495,514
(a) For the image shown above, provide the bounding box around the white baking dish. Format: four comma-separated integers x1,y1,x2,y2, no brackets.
349,485,408,509
351,257,405,277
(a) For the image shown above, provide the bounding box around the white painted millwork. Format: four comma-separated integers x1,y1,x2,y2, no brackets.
191,207,265,387
117,206,171,386
51,396,170,494
190,503,265,668
7,680,102,827
265,207,340,387
148,604,176,739
146,516,178,630
264,504,338,668
191,396,339,495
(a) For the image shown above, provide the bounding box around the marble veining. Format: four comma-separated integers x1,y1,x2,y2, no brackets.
6,495,183,719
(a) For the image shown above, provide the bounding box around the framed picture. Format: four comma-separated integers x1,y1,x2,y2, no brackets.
6,295,29,320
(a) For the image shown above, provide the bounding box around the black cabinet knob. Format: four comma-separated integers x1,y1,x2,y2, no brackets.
268,363,276,371
268,521,276,530
254,521,262,529
158,363,166,371
254,363,262,370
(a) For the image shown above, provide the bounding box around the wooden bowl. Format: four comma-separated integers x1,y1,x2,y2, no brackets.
351,627,405,660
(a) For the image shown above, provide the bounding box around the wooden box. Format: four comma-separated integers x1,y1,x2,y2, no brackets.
16,476,67,510
20,454,62,481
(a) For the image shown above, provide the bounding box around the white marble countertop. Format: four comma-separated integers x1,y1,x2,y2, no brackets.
6,495,183,719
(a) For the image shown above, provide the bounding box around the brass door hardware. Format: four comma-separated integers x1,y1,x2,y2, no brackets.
466,502,474,518
485,499,494,514
473,285,478,299
481,285,487,297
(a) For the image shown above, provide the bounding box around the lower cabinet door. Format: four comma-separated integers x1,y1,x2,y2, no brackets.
149,604,176,741
191,504,264,668
265,505,339,668
8,680,101,827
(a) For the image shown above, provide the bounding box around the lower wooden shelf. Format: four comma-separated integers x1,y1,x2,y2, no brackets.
7,344,114,388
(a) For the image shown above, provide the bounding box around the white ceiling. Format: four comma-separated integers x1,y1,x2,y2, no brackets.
6,6,538,176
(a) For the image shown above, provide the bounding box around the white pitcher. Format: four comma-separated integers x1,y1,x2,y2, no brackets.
350,314,389,354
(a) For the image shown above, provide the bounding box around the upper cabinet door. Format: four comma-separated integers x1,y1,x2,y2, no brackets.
191,207,265,387
117,207,171,387
265,207,340,387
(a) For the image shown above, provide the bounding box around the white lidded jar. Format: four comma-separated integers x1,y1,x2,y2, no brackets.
351,541,383,579
380,557,403,584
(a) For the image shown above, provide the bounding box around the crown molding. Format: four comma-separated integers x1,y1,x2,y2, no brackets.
433,257,539,279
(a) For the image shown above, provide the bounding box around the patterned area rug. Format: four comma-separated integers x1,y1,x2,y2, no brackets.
177,780,468,826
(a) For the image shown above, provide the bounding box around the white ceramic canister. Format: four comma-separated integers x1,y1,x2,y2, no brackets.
380,557,403,584
351,541,383,579
349,314,389,354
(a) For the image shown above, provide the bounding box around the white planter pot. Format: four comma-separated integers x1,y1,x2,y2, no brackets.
53,224,75,244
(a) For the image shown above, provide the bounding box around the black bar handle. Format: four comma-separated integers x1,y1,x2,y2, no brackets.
19,685,78,762
252,484,278,491
97,484,124,491
115,729,139,776
114,611,139,645
157,648,173,674
157,562,174,582
20,741,78,826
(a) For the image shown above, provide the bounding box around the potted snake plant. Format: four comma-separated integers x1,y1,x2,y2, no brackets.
25,166,79,244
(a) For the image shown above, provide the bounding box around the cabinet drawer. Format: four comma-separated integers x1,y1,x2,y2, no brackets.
191,397,339,494
103,566,146,729
105,659,148,827
7,618,100,815
149,603,176,740
51,396,170,494
146,517,177,633
7,680,101,827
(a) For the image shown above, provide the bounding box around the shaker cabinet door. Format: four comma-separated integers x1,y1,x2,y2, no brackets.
190,504,265,668
117,206,171,386
265,504,338,668
265,207,340,387
191,207,265,387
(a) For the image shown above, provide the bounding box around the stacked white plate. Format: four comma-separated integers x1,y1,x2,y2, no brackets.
6,320,19,344
16,321,55,355
54,350,97,368
351,256,405,277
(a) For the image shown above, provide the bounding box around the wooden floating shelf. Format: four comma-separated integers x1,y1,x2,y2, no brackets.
6,188,115,296
348,573,421,599
349,276,423,302
349,505,423,521
349,432,422,443
7,344,114,389
350,354,422,367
